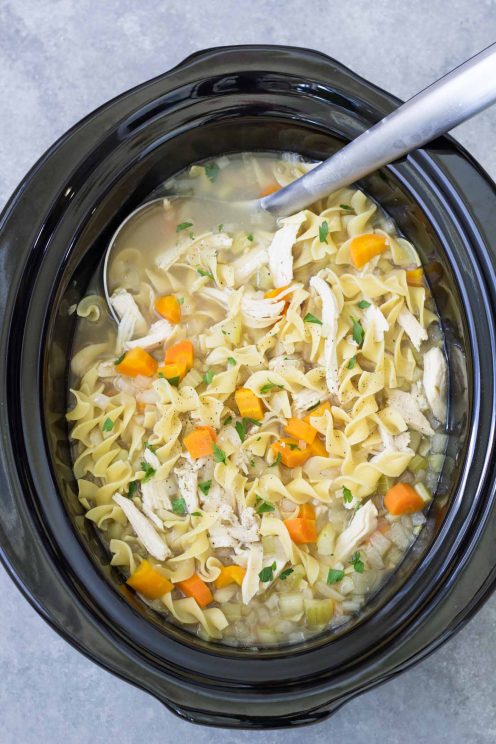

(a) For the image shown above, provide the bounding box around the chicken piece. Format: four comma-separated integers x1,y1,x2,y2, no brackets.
241,296,286,328
113,493,171,561
229,507,260,544
110,289,148,349
174,459,200,513
268,221,301,287
364,304,389,342
379,428,412,453
388,389,434,436
334,500,378,561
292,388,324,418
125,319,173,350
398,307,428,351
141,479,173,527
309,276,339,397
143,447,161,471
423,346,447,424
232,246,268,285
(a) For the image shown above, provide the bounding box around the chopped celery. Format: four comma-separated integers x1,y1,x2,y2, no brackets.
415,482,433,505
222,604,242,622
304,598,334,627
257,628,280,643
408,430,421,452
428,453,445,473
317,523,336,556
408,454,427,473
279,564,305,590
376,475,394,496
279,593,304,618
418,437,431,456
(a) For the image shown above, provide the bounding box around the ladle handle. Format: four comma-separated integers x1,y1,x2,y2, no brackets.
262,42,496,218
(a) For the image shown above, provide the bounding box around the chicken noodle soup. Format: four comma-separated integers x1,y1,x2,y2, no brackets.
67,153,448,645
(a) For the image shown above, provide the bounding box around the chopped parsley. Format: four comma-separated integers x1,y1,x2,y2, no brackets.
197,267,214,280
144,441,157,453
244,417,262,427
255,496,275,514
347,356,357,369
340,204,353,210
235,419,247,443
287,442,301,451
357,299,371,309
198,481,212,496
127,480,138,498
279,567,294,581
307,400,322,411
227,356,237,366
319,220,329,244
350,551,365,573
213,443,226,463
102,417,114,432
270,452,282,467
218,223,224,232
140,461,156,482
114,352,126,366
189,232,195,240
203,369,215,385
343,486,353,504
223,415,233,426
178,296,184,304
260,380,284,394
304,312,323,325
258,561,277,582
171,497,187,515
351,316,364,346
247,232,254,241
191,511,202,517
176,221,193,232
167,376,180,387
327,568,345,584
205,162,220,183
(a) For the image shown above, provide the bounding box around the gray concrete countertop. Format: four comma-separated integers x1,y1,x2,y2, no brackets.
1,2,496,742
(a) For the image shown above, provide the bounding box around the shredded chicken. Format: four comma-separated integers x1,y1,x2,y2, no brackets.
309,276,339,397
241,296,286,328
110,289,147,349
174,457,201,513
125,319,173,350
388,389,434,436
334,500,378,561
268,220,301,287
423,346,447,424
143,447,161,471
364,304,389,342
232,246,268,285
141,480,173,527
113,493,171,561
398,307,428,351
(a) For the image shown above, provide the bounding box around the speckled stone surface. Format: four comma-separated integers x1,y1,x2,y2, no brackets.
1,2,496,742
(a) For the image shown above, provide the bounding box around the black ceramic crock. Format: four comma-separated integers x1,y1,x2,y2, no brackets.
1,45,496,729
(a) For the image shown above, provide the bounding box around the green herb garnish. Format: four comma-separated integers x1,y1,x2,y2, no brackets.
189,232,195,240
144,441,157,453
357,300,371,309
304,312,323,325
114,352,126,366
227,357,237,366
347,356,357,369
327,568,345,584
191,511,202,517
198,481,212,496
171,497,187,515
127,480,138,498
176,221,193,232
178,296,184,304
255,496,275,514
247,232,254,241
223,415,233,426
340,204,352,210
140,461,156,482
218,223,224,232
102,417,114,432
351,316,364,346
279,567,294,581
244,417,262,427
287,443,301,451
235,419,247,443
260,380,284,394
168,376,180,387
350,551,365,573
258,561,277,582
306,400,321,412
203,369,215,385
343,486,353,504
213,443,226,463
319,220,329,243
270,452,282,467
205,162,220,182
197,267,214,280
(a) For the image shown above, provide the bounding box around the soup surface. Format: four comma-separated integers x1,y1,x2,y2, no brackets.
67,153,448,646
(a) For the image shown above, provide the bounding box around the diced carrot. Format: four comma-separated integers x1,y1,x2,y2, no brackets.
260,182,281,198
298,503,315,520
271,438,311,468
285,417,317,445
349,234,388,269
284,517,317,544
215,565,246,589
405,268,424,287
155,295,181,324
310,437,328,457
183,426,216,458
235,387,265,420
304,401,332,423
178,573,213,607
165,340,194,370
384,482,425,515
157,361,187,382
264,284,291,299
115,347,158,378
126,560,173,599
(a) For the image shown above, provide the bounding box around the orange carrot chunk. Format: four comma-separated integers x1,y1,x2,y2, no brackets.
405,268,425,287
271,438,311,468
309,437,328,457
215,565,246,589
157,361,187,382
285,417,317,445
165,340,194,370
298,503,316,520
260,182,281,198
349,234,388,269
183,426,216,459
235,387,265,420
284,517,317,544
178,573,213,607
115,347,158,378
155,295,181,324
264,284,291,299
384,482,425,515
126,560,173,599
304,401,332,423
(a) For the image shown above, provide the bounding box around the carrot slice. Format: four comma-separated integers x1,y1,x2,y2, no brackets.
310,437,328,457
260,182,281,198
157,361,187,382
304,401,332,423
115,347,158,378
165,340,194,370
298,503,315,520
126,560,173,599
405,268,424,287
285,417,317,445
215,565,246,589
284,517,317,544
349,234,388,268
235,387,265,420
384,482,425,515
183,426,216,458
178,573,213,607
264,284,291,299
271,438,311,468
155,295,181,324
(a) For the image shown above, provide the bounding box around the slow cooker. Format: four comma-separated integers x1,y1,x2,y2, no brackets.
1,45,496,728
